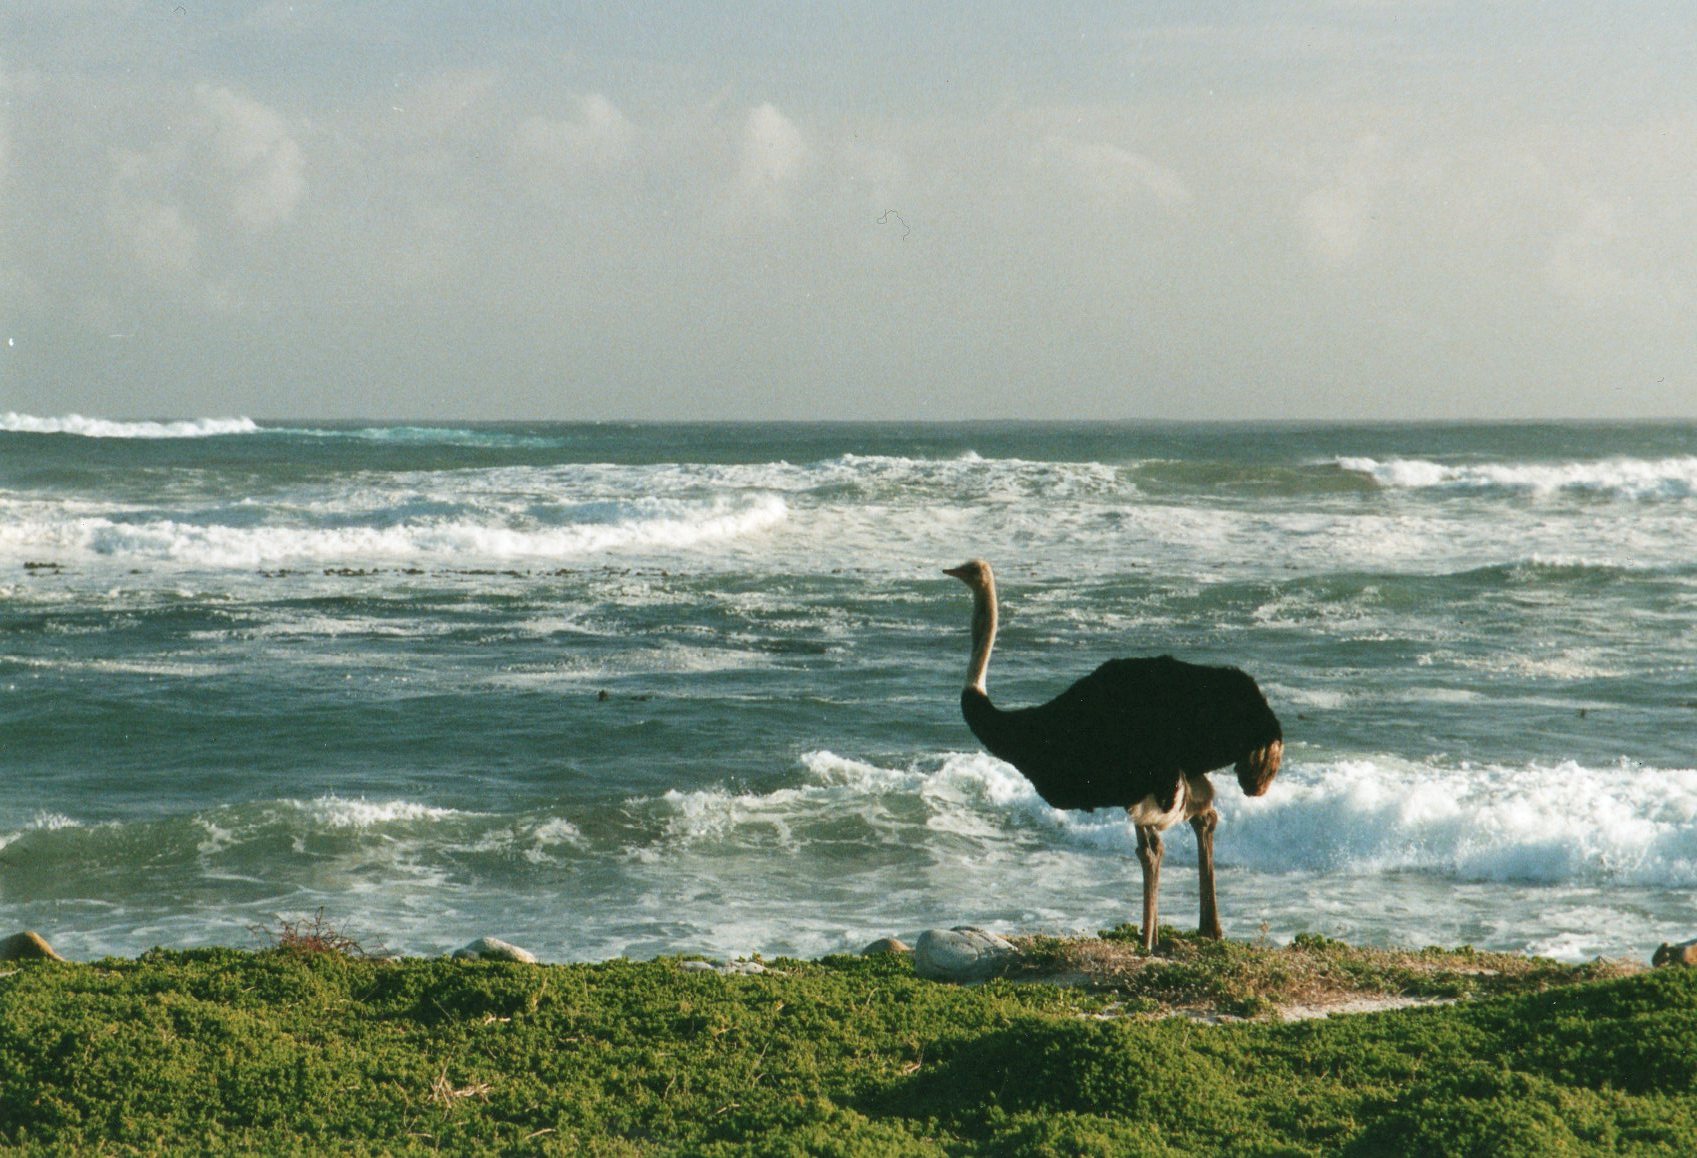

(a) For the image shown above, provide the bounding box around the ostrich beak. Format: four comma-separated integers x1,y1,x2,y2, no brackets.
1235,740,1282,797
943,564,972,581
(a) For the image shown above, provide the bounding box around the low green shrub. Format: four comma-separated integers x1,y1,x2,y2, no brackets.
0,940,1686,1153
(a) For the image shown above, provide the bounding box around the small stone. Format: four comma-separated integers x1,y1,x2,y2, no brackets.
913,926,1019,983
860,937,912,957
1652,938,1697,968
451,936,538,964
679,960,717,972
0,931,64,962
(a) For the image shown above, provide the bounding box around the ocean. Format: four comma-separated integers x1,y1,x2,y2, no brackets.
3,415,1696,964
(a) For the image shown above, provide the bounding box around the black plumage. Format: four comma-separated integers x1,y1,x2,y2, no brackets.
961,656,1282,811
945,559,1283,951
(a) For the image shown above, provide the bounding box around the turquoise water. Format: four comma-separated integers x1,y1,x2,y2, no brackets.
3,415,1696,961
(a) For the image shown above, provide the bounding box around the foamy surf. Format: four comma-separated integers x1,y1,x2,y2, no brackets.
799,750,1697,892
8,418,1697,964
0,493,788,569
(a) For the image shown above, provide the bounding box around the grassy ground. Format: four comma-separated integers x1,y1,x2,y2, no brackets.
0,928,1690,1154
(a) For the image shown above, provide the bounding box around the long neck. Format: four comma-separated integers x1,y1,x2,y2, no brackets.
964,574,998,694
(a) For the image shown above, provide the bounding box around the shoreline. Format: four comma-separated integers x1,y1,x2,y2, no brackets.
3,921,1654,1022
0,928,1688,1153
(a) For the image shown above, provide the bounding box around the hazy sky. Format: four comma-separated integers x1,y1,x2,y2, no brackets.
3,3,1695,421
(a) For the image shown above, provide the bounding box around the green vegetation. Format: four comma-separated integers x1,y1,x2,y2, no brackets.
0,930,1690,1154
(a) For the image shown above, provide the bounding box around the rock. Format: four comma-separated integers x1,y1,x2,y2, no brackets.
451,936,538,964
1652,938,1697,967
680,959,767,976
913,927,1019,983
0,931,64,962
860,937,912,957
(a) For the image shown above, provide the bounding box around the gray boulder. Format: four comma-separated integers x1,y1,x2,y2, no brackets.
913,926,1019,983
0,931,64,962
451,936,538,964
860,937,912,957
1652,937,1697,967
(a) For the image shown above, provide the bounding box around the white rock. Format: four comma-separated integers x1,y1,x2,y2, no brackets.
680,958,767,976
451,936,538,964
913,927,1019,983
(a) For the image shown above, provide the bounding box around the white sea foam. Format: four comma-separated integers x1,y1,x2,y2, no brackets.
1,812,83,837
0,493,788,569
281,425,564,448
288,796,474,828
25,437,1686,584
526,817,584,846
776,751,1697,891
1229,758,1697,886
629,751,974,863
1,412,259,438
801,750,926,794
449,816,586,863
1338,455,1697,500
0,812,92,856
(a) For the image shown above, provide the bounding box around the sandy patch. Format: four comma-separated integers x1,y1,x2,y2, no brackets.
1277,995,1454,1021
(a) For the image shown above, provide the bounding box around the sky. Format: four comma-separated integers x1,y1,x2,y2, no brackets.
2,2,1695,422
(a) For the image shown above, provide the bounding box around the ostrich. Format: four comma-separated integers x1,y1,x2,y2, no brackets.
944,559,1283,952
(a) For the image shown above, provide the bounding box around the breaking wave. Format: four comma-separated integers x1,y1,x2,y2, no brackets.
789,750,1697,890
1338,455,1697,500
1,413,260,439
1226,757,1697,887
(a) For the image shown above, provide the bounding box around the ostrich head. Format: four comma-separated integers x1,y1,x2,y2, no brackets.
943,559,991,589
1235,739,1282,797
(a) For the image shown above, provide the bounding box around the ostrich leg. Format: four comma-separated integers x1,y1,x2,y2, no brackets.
1135,824,1163,952
1191,807,1223,940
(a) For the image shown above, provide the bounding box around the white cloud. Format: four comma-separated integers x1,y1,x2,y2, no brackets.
0,67,9,186
196,84,305,230
100,85,303,300
107,147,202,275
1534,118,1697,319
736,103,809,211
510,93,636,192
1040,136,1191,208
0,66,11,301
1545,198,1627,305
8,4,1697,421
1297,132,1394,266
